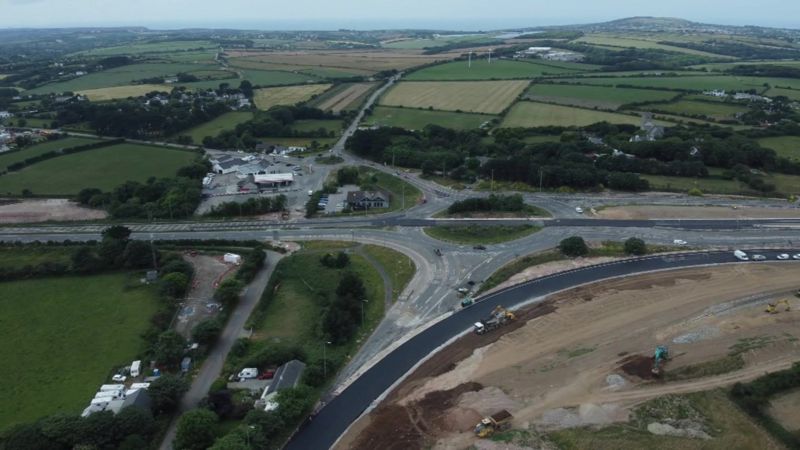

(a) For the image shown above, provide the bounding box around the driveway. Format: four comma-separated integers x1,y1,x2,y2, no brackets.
159,250,285,450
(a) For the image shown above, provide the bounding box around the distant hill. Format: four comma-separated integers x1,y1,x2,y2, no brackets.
536,16,799,35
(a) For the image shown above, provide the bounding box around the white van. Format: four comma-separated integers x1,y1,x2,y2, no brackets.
734,249,749,261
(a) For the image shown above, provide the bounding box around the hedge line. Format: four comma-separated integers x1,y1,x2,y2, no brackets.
6,138,125,172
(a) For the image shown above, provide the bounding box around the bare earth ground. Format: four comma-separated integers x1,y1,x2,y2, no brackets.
768,389,800,432
0,198,107,223
174,253,238,338
596,205,800,219
338,264,800,449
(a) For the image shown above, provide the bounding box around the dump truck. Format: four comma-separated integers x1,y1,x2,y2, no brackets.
474,306,515,335
474,410,512,438
651,345,669,376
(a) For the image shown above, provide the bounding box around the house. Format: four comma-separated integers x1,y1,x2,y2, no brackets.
211,156,246,174
347,190,389,210
256,360,306,411
237,159,271,176
0,111,12,119
630,113,665,142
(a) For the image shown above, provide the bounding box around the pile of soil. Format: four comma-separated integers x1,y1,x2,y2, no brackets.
350,382,483,450
620,355,656,380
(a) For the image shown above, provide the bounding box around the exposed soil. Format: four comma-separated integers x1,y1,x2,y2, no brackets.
595,205,800,220
174,252,238,338
0,198,107,223
767,389,800,432
338,264,800,449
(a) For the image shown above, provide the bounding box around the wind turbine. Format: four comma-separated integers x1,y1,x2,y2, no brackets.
488,49,494,64
468,51,474,68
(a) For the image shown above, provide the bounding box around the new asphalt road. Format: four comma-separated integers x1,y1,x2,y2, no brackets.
285,250,800,450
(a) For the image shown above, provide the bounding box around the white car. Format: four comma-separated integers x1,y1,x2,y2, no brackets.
777,253,790,260
575,207,584,214
753,254,767,261
673,239,688,245
111,374,127,382
793,254,800,260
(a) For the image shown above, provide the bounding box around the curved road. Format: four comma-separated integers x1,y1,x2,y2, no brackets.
285,250,800,450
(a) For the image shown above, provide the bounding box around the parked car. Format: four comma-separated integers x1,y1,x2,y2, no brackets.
753,254,767,261
673,239,688,245
793,254,800,260
575,207,584,214
777,253,790,260
257,369,276,380
112,374,127,382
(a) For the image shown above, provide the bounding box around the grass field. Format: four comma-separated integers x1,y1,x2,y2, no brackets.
424,224,540,245
644,99,748,120
0,143,198,196
75,40,217,56
25,63,219,94
228,51,439,74
77,83,170,101
362,245,416,302
253,84,332,110
0,137,100,171
364,106,496,130
691,60,800,71
557,75,800,92
356,166,422,213
548,390,780,450
382,34,491,50
181,112,253,143
575,35,733,58
0,246,74,269
758,136,800,161
249,243,386,369
380,80,528,114
501,101,665,128
228,58,367,78
526,83,678,109
0,273,159,430
642,172,800,196
290,119,342,134
262,137,338,147
405,59,589,81
309,82,377,113
236,69,320,87
766,87,800,101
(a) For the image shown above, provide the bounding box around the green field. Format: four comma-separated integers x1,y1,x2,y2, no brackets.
766,87,800,101
642,172,800,196
0,143,198,196
0,137,100,171
0,273,159,430
74,40,218,56
365,106,496,130
405,59,590,81
356,166,423,212
0,246,74,269
290,119,342,134
557,75,800,92
758,136,800,161
380,80,528,114
501,101,666,128
691,60,800,71
575,35,732,58
382,34,492,50
527,83,678,109
182,111,253,143
644,99,748,120
25,63,220,94
237,69,322,87
423,224,540,245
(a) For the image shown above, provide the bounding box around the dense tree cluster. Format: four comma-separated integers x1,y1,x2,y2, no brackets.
559,236,589,257
323,272,368,344
206,195,287,218
202,105,340,150
663,40,800,60
76,159,209,219
447,194,526,215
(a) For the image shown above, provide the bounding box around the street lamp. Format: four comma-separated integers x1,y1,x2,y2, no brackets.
360,299,368,327
323,341,332,378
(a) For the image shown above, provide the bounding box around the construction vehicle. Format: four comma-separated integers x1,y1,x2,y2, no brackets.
474,306,515,335
765,299,792,314
651,346,669,376
474,410,512,438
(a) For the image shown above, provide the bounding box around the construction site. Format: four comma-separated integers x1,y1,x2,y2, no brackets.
336,263,800,449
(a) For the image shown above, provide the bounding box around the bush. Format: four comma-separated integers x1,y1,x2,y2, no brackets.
192,319,223,346
174,409,218,450
320,252,349,269
559,236,589,257
160,272,189,298
624,237,647,256
687,187,704,197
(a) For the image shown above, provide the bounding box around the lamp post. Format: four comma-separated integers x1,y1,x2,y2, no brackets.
323,341,332,378
360,299,368,327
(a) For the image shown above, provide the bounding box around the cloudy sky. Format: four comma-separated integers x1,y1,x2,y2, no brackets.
1,0,798,29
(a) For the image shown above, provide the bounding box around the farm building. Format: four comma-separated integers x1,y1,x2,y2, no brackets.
347,190,389,210
256,360,306,411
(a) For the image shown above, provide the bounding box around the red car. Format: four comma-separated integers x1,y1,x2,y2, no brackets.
257,369,276,380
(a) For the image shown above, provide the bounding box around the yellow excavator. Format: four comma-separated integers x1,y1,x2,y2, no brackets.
765,299,791,314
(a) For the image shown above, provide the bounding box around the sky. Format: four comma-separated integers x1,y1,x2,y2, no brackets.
0,0,798,30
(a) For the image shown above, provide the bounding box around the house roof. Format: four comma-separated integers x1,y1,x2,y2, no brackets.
254,173,294,184
347,191,388,204
265,359,306,395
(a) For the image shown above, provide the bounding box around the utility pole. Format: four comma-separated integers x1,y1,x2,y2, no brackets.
491,169,494,192
539,167,544,192
149,233,158,271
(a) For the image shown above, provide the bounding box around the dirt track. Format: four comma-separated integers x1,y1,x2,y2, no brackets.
596,204,800,219
338,264,800,449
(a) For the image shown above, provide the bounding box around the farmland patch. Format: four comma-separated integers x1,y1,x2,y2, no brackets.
380,80,528,114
